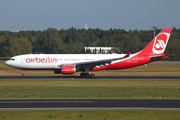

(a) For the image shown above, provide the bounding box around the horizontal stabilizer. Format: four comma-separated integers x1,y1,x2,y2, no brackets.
150,54,168,61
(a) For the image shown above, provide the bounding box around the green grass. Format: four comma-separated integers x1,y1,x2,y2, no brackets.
1,61,180,119
1,61,180,99
0,80,180,99
0,110,180,120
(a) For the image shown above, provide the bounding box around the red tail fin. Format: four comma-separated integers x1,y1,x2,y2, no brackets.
140,28,172,55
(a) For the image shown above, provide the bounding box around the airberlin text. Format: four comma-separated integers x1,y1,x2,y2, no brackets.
26,57,57,63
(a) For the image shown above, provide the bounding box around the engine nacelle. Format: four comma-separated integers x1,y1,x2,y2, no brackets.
61,65,76,74
54,65,76,74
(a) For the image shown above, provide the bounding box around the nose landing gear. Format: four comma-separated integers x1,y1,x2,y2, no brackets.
22,70,26,77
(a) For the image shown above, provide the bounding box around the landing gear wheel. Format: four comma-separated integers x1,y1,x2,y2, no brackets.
90,73,95,78
85,73,90,78
80,73,95,78
22,73,26,77
80,73,85,78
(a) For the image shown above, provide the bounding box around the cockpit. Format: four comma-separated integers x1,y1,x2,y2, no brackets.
9,58,15,61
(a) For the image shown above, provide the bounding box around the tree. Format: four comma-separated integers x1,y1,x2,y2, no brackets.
0,37,7,56
40,28,64,54
7,36,33,56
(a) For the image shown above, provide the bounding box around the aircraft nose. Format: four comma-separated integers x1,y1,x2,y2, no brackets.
5,61,8,65
5,60,11,66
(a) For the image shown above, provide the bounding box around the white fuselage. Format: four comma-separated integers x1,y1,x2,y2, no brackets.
5,54,128,70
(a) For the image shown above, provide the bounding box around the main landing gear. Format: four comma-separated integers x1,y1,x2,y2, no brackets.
80,67,95,78
80,72,95,78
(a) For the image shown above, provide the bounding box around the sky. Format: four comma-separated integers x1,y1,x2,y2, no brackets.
0,0,180,31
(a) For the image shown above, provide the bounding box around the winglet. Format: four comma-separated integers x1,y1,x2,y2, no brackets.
123,52,131,58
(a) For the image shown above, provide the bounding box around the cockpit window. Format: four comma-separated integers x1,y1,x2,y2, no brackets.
10,58,15,61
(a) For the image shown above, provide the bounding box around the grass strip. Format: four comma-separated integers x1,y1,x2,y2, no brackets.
0,110,180,120
0,80,180,99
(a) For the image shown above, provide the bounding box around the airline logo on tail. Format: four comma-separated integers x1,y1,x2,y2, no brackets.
152,32,170,54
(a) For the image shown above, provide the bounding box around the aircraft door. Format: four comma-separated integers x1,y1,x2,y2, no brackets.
20,57,25,64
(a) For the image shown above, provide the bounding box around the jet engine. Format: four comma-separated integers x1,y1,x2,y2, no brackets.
54,65,76,74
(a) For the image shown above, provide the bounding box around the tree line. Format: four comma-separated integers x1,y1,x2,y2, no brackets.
0,27,180,60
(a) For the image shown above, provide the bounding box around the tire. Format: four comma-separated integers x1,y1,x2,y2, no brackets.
90,73,95,78
22,73,26,77
80,73,84,77
85,73,89,78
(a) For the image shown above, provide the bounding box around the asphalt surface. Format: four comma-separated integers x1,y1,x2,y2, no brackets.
0,99,180,110
0,76,180,80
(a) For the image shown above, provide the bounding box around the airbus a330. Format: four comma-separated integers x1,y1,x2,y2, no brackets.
5,28,172,78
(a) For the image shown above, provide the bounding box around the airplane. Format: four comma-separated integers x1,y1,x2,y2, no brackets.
5,28,172,78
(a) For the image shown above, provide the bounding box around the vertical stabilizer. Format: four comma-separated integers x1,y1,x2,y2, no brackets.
140,28,172,55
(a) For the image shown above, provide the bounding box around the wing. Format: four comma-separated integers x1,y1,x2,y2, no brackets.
75,52,131,70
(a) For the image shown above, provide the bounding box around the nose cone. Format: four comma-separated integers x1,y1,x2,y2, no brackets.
5,60,17,68
5,60,11,66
